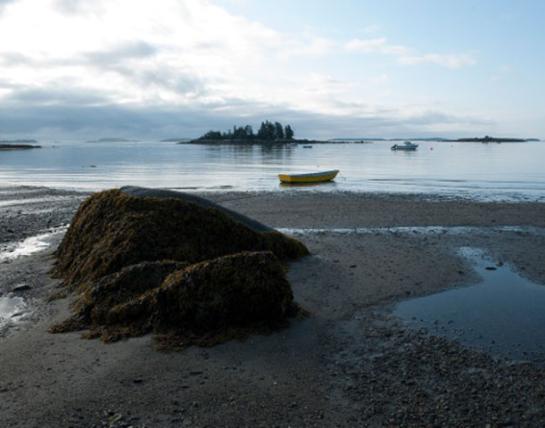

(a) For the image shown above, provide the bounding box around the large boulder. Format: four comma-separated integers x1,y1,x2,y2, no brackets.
51,188,307,347
154,251,295,332
53,188,308,289
50,260,188,335
51,252,298,346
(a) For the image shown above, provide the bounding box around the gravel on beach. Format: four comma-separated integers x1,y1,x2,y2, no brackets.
1,186,545,427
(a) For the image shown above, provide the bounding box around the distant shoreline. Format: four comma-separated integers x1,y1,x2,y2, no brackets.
85,138,140,143
180,136,539,145
332,137,540,143
179,138,369,145
447,137,538,143
0,143,42,151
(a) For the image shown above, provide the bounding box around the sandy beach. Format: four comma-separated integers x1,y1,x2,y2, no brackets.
2,186,545,427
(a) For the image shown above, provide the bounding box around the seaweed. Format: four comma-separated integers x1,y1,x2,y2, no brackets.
51,252,299,347
50,188,308,348
53,189,308,289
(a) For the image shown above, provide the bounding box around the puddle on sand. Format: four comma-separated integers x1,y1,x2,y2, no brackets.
0,295,27,329
394,247,545,363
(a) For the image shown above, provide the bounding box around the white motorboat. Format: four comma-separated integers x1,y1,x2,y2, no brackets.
391,141,418,151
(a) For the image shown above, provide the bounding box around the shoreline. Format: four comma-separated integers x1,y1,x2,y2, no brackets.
0,143,42,151
2,185,545,426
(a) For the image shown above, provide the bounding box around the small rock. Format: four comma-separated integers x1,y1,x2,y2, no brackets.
12,284,31,292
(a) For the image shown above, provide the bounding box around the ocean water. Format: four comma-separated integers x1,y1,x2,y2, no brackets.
1,140,545,200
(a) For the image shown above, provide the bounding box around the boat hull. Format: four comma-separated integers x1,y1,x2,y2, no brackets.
278,169,339,184
391,144,418,151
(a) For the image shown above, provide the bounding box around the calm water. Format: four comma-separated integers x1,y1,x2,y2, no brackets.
394,247,545,362
1,140,545,200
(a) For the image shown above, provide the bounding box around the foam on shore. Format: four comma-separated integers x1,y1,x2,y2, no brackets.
0,226,67,262
278,225,545,236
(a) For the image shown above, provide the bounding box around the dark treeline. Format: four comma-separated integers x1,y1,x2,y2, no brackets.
199,121,294,141
453,135,527,143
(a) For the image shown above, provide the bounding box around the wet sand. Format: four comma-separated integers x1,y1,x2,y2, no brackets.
2,186,545,427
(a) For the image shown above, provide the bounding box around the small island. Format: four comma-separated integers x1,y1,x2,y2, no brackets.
182,121,322,145
448,135,538,143
0,140,41,151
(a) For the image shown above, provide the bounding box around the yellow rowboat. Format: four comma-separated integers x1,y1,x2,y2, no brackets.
278,169,339,184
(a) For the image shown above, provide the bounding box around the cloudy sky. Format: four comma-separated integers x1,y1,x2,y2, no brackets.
0,0,543,140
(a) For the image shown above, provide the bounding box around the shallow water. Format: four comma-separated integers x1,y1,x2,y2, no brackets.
278,225,545,237
0,195,75,208
394,247,545,362
1,140,545,200
0,295,27,328
0,227,67,262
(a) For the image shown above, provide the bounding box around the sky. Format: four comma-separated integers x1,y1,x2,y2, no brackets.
0,0,543,140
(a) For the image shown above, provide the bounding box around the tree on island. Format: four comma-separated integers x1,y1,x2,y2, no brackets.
256,121,274,140
284,124,294,140
274,122,284,140
201,130,223,140
198,121,295,142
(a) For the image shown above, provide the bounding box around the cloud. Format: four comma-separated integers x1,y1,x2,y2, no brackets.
345,38,409,56
0,0,16,14
399,53,475,68
0,94,494,140
83,42,159,65
54,0,106,15
345,37,475,69
2,86,113,106
0,0,488,139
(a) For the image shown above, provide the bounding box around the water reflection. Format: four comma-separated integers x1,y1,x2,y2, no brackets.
279,181,338,189
1,140,545,200
394,247,545,362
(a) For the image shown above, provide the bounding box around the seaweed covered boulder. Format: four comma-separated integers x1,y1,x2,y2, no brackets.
53,187,308,289
51,252,298,346
50,260,188,335
50,187,307,347
154,251,295,333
